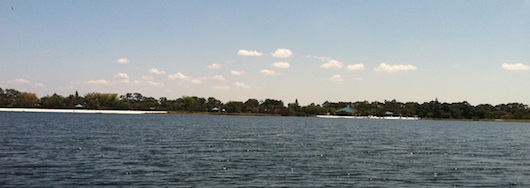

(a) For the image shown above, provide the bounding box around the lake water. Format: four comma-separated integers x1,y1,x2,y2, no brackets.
1,112,530,187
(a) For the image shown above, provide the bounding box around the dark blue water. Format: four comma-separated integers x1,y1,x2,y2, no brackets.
1,112,530,187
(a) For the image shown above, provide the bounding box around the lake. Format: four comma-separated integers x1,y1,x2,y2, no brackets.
1,112,530,187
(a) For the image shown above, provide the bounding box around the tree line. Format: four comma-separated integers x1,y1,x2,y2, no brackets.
1,87,529,119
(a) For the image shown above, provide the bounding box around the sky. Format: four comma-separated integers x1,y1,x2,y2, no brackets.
1,0,529,105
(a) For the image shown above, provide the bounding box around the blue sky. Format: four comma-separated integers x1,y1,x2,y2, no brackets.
1,0,529,105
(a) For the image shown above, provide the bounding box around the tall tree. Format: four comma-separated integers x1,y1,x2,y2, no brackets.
40,93,66,108
243,98,260,113
225,101,244,113
206,97,223,111
14,92,39,107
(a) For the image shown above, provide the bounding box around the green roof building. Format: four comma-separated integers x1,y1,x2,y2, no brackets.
335,105,357,115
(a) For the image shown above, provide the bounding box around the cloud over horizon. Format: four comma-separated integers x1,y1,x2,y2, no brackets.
271,48,293,58
272,61,290,68
212,85,230,90
307,55,331,61
116,58,130,64
212,75,226,81
4,79,48,88
114,73,129,79
233,82,249,88
84,79,110,85
34,83,47,88
321,60,343,69
167,72,204,84
237,49,263,56
231,70,246,76
146,81,165,87
346,64,365,71
141,76,155,81
207,63,222,69
330,74,343,82
148,68,166,75
374,63,418,72
502,63,530,71
6,78,31,85
113,73,130,83
260,69,281,76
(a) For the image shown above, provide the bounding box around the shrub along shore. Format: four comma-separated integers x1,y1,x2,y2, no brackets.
1,87,529,120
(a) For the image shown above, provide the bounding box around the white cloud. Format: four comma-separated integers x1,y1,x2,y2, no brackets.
330,74,344,82
231,70,246,76
114,73,130,83
84,79,110,85
148,68,166,75
374,63,418,72
34,83,47,88
233,82,249,88
114,73,129,79
7,78,31,84
212,75,226,80
346,64,365,71
306,55,331,61
147,81,165,87
116,58,130,64
207,63,222,69
119,79,130,84
237,49,263,56
212,85,230,90
321,60,343,69
141,76,155,81
260,69,281,76
190,78,205,84
271,48,293,58
167,72,204,84
272,61,290,68
168,72,190,80
502,63,530,71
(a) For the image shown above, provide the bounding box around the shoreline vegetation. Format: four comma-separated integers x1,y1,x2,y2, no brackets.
1,87,530,121
2,108,529,123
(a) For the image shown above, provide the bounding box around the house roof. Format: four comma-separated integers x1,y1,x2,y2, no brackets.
336,105,357,113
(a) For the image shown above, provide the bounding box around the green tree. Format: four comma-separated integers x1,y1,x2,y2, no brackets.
302,103,326,115
206,97,223,111
287,102,301,116
384,99,402,115
40,93,66,108
0,88,19,107
84,93,118,109
260,99,284,114
13,92,39,107
225,101,244,113
243,98,260,113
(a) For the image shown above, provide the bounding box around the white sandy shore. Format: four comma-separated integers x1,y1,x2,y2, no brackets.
0,108,167,114
316,115,420,120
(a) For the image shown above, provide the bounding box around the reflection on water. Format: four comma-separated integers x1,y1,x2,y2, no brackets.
1,112,530,187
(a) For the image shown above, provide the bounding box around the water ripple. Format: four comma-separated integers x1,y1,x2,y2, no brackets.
1,113,530,187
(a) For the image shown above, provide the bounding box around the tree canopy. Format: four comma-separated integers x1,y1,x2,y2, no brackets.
1,87,529,119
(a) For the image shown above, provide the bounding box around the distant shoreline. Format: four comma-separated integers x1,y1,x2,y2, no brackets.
2,108,529,123
0,108,167,114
